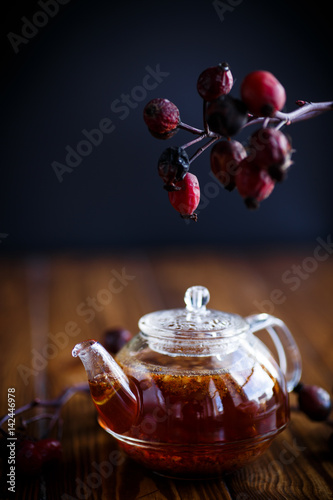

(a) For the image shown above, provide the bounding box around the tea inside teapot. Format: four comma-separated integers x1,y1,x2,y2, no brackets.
73,285,301,478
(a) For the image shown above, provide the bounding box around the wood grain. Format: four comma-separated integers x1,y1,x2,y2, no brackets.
0,249,332,499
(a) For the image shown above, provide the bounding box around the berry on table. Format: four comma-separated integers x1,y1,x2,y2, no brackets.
205,95,248,137
143,98,180,138
17,440,43,475
295,383,332,421
241,70,286,117
197,62,233,101
235,157,275,209
157,146,190,191
249,127,293,181
210,139,247,191
103,327,133,354
36,438,63,465
168,172,200,221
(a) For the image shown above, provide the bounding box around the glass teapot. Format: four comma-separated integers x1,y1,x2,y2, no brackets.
72,285,302,479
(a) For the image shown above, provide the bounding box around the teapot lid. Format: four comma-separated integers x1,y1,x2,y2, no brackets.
139,286,249,339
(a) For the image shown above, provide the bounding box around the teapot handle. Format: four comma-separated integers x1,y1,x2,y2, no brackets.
245,313,302,393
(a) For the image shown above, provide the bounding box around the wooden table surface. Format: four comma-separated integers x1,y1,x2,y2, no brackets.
1,248,333,499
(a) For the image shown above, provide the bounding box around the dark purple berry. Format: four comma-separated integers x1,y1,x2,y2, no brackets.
210,139,247,191
17,440,43,475
157,146,190,191
205,95,248,137
103,327,133,354
296,383,332,421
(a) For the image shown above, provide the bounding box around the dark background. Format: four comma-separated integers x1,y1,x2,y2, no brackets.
1,0,332,254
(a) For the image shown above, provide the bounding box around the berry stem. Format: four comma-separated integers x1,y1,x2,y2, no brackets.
0,383,90,438
178,122,205,135
189,137,219,164
275,119,288,131
203,101,209,134
275,100,333,123
181,133,208,150
243,100,333,129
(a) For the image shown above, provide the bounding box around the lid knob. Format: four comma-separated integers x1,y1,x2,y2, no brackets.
184,286,210,312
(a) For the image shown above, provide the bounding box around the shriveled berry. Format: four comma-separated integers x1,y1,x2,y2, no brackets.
205,95,248,137
210,139,247,191
296,383,332,421
235,158,275,209
17,440,43,475
157,147,190,191
143,98,180,136
168,173,200,221
197,62,233,101
103,327,133,354
36,438,63,465
249,127,293,181
241,70,286,117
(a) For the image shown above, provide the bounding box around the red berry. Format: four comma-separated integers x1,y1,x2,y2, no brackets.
210,140,247,191
168,173,200,221
17,440,43,475
36,439,63,465
197,62,233,101
297,384,332,421
143,98,180,137
205,95,248,137
157,147,190,191
103,327,133,354
235,158,275,209
241,70,286,117
249,127,293,181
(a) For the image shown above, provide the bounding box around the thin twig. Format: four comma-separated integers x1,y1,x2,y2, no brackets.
178,122,205,135
243,101,333,130
189,137,219,164
182,133,208,150
0,383,90,437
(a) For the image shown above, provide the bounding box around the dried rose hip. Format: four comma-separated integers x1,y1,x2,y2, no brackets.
296,383,332,421
197,62,233,101
205,95,248,137
143,98,180,138
249,127,293,181
103,327,133,354
168,173,200,221
241,70,286,117
235,158,275,209
157,146,190,191
210,139,247,191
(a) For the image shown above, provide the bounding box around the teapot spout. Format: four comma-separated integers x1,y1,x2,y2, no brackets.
72,340,139,434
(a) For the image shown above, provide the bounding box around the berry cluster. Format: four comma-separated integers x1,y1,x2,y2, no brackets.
143,63,332,220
